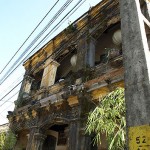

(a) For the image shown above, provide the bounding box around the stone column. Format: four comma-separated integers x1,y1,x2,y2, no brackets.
67,95,95,150
26,128,35,150
78,128,93,150
40,59,60,88
75,36,88,71
68,121,79,150
87,37,96,67
26,128,46,150
16,75,34,105
74,35,95,71
76,93,95,150
68,122,94,150
120,0,150,126
33,133,46,150
23,75,34,94
120,0,150,148
18,75,34,96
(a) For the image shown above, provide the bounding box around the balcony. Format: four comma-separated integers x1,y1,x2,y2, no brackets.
8,53,124,132
13,54,123,110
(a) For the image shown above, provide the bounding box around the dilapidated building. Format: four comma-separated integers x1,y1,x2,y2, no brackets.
7,0,125,149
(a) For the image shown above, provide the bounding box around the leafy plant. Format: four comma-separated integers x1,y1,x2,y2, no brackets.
0,129,17,150
86,87,126,150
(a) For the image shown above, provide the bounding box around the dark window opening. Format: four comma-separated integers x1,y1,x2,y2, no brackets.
95,23,121,66
49,124,68,146
43,135,56,150
55,46,77,83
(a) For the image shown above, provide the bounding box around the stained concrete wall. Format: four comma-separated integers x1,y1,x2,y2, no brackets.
120,0,150,127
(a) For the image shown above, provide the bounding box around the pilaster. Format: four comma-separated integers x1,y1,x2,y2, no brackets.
18,75,34,96
87,37,96,67
33,133,46,150
23,75,34,94
40,59,60,88
68,121,79,150
26,127,46,150
75,35,88,71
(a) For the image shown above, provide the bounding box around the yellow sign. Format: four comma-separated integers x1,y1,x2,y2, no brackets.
129,125,150,150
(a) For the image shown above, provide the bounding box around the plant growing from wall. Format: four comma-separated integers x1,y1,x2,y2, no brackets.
0,129,17,150
86,87,126,150
65,22,77,34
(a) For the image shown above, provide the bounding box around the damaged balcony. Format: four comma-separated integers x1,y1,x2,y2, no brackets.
15,54,123,108
8,51,123,131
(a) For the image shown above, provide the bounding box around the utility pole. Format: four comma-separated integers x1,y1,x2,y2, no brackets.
120,0,150,149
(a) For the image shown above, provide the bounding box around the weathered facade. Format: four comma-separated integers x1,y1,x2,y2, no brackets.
7,0,126,149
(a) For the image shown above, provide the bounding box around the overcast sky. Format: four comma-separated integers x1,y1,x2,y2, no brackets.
0,0,101,125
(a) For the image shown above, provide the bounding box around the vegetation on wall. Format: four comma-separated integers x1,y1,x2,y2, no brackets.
86,87,126,150
65,22,77,34
0,129,17,150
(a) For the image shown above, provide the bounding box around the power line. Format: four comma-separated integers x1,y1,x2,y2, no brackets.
0,0,83,85
0,0,73,84
33,0,87,51
0,0,87,108
0,91,19,107
0,81,22,102
0,74,23,97
0,103,14,114
28,0,119,77
23,0,87,61
0,0,60,75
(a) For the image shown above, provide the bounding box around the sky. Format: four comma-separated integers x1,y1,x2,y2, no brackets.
0,0,100,125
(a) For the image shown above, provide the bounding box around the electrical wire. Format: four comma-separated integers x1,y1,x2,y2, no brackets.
0,74,23,97
0,0,85,85
32,0,87,52
0,0,88,104
0,81,22,102
0,0,89,104
0,0,60,75
0,0,73,84
23,0,87,61
0,91,19,107
0,7,113,106
0,103,14,114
